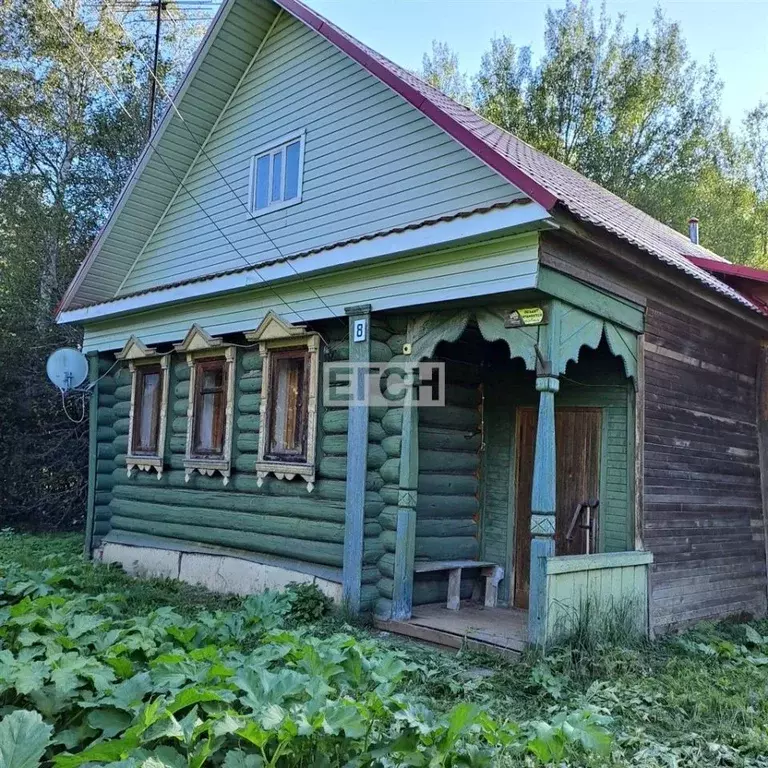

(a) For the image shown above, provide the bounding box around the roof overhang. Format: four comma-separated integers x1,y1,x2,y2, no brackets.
58,200,553,326
687,256,768,314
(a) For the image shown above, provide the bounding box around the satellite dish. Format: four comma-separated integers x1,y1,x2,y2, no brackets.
46,348,89,393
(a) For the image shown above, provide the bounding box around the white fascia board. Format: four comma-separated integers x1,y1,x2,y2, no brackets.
58,201,552,325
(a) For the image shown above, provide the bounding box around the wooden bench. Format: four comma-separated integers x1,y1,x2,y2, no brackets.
413,560,504,611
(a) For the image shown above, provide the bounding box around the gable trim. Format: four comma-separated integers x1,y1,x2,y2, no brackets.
274,0,558,211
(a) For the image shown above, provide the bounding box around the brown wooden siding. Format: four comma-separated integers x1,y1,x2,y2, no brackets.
643,300,767,631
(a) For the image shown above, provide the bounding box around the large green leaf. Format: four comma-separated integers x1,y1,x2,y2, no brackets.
0,710,53,768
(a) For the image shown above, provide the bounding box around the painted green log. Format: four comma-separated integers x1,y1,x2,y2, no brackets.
114,418,130,435
238,374,262,394
360,584,380,612
366,444,387,470
375,597,393,618
378,553,395,579
175,381,189,399
419,450,478,473
380,408,403,436
115,367,132,386
113,401,131,419
113,384,133,402
113,453,126,468
415,494,477,518
113,434,128,453
98,357,115,374
370,322,393,342
321,435,348,456
379,458,400,484
97,426,116,442
95,492,112,506
172,417,188,434
418,428,481,453
418,474,477,496
236,435,260,454
97,443,116,460
173,400,188,417
318,457,386,488
242,351,262,371
420,406,477,432
169,436,186,454
233,453,260,472
111,484,345,522
238,394,260,414
96,475,115,491
99,394,117,408
108,515,344,567
386,334,406,355
97,407,115,426
379,508,476,537
362,565,380,584
369,406,389,421
237,414,260,432
109,498,347,543
363,537,384,564
381,436,401,457
96,459,115,475
379,531,478,561
446,386,481,409
379,486,399,505
322,410,385,441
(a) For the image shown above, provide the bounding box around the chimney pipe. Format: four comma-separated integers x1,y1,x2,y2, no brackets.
688,217,699,245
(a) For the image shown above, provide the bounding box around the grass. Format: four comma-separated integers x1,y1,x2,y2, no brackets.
3,532,768,766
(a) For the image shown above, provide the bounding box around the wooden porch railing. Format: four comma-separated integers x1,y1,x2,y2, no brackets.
536,550,653,646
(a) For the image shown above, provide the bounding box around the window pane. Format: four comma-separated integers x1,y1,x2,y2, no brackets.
269,355,305,456
271,150,283,203
255,155,270,210
193,362,226,455
135,371,160,453
284,141,301,200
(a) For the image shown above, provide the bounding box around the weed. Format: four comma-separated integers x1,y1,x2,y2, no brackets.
284,581,332,623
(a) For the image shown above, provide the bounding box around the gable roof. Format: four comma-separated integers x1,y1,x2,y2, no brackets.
59,0,766,319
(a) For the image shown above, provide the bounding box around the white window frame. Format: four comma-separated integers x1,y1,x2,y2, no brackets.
248,130,306,217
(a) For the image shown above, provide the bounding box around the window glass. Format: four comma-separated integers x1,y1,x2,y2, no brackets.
268,352,306,458
271,150,283,203
255,155,270,210
133,368,162,454
284,141,301,200
193,361,226,456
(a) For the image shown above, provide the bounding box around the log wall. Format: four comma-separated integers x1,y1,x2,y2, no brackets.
644,300,768,630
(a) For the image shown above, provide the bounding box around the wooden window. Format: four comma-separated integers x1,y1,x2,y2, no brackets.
190,358,228,457
264,349,309,462
131,364,163,455
250,132,305,215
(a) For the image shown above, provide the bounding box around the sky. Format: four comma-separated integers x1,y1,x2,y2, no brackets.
297,0,768,127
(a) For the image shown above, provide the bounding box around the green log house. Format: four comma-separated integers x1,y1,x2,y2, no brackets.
58,0,768,649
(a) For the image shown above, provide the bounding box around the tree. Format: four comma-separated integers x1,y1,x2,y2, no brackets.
426,0,767,265
421,40,471,106
0,0,207,530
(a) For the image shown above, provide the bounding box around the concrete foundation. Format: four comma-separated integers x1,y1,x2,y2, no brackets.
97,542,342,602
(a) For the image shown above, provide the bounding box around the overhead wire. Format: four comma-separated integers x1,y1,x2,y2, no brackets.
45,0,347,334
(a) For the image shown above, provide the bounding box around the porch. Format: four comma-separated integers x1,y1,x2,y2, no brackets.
371,288,652,650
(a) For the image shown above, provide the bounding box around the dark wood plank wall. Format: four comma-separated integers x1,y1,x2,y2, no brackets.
540,231,768,632
644,300,767,631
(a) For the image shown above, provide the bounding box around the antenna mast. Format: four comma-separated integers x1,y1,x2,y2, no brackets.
147,0,166,139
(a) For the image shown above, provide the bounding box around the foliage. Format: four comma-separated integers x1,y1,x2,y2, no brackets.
0,537,614,767
284,583,332,626
421,0,768,266
0,0,212,531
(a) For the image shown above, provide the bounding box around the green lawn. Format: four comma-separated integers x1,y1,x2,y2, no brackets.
1,532,768,766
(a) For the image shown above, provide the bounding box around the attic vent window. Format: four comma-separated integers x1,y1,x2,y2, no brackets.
249,131,305,216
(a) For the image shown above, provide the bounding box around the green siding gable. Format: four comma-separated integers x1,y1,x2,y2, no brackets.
118,11,523,295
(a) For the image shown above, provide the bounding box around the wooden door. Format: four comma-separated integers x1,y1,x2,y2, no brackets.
513,407,602,609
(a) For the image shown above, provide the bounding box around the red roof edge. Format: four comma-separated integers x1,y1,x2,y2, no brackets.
274,0,559,211
687,256,768,285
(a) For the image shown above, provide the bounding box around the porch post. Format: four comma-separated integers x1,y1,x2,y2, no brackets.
342,304,371,612
528,374,559,646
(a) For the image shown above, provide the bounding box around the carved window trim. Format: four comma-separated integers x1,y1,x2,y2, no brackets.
117,336,170,479
174,325,236,485
245,312,320,492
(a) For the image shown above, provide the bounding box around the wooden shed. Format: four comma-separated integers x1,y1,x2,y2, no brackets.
57,0,768,650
